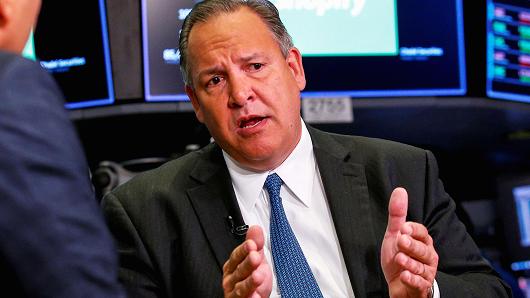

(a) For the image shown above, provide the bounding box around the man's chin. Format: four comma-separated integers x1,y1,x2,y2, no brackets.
238,149,289,172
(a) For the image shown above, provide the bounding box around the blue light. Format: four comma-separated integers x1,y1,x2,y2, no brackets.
511,260,530,271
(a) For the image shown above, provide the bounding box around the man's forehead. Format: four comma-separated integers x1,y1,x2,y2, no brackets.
186,8,279,65
188,7,270,41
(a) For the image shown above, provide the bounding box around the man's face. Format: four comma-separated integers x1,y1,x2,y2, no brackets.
185,8,306,171
0,0,41,53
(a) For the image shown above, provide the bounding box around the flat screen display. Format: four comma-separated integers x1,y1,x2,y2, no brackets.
486,0,530,103
142,0,466,101
142,0,194,102
34,0,114,109
499,177,530,272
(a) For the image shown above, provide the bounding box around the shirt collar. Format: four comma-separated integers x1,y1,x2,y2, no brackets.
223,119,316,212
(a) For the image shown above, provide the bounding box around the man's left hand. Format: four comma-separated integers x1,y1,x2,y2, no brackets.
381,188,439,298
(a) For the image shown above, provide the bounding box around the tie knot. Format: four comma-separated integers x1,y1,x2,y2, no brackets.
264,173,283,198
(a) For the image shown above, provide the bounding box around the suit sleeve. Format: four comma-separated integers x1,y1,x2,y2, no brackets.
421,150,512,298
0,55,124,297
102,192,165,298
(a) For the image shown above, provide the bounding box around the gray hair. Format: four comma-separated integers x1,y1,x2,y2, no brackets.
179,0,293,87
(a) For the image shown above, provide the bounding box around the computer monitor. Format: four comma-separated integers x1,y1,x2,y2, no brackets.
486,0,530,103
142,0,466,101
33,0,114,109
142,0,194,102
281,0,466,98
498,175,530,272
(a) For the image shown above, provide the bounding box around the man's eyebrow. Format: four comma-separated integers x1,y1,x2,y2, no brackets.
196,53,267,78
197,66,224,79
237,53,263,63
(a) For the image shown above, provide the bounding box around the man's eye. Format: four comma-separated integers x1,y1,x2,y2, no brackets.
208,76,222,86
250,63,263,71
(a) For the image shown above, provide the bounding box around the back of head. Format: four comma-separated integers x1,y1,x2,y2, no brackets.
178,0,293,87
0,0,41,54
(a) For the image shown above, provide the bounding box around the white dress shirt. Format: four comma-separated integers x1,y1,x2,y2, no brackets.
223,119,439,298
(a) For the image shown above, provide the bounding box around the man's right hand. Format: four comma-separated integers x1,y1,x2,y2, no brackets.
222,225,272,298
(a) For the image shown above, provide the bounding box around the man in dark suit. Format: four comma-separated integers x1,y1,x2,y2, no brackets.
0,0,124,296
102,0,511,297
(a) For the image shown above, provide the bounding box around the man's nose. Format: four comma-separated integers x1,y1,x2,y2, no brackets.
228,76,253,108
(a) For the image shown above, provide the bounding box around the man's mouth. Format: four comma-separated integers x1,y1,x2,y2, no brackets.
238,116,266,129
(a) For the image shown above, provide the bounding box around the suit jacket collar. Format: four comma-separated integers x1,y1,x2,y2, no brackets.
186,144,245,269
308,126,383,297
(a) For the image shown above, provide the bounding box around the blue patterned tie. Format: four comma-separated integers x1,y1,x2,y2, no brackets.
264,173,323,298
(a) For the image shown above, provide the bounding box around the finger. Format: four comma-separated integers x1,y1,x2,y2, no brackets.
235,251,263,282
401,222,432,246
400,270,433,294
223,250,262,293
246,225,265,251
397,234,438,266
385,187,408,236
395,252,435,281
233,262,267,297
255,260,273,297
223,240,257,275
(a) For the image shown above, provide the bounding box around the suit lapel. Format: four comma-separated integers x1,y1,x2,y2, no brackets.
186,145,245,269
309,127,383,297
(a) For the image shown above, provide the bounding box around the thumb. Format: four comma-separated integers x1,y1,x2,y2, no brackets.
385,187,408,236
245,225,265,251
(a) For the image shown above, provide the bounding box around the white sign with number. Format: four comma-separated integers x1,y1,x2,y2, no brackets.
301,97,353,124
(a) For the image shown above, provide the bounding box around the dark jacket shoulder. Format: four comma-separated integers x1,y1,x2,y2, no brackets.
309,127,429,166
0,51,65,109
109,142,221,203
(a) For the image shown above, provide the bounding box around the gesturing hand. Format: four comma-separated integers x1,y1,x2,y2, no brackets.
222,225,272,298
381,188,439,298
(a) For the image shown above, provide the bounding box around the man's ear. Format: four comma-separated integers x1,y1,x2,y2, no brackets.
0,1,10,27
0,0,17,50
0,0,12,30
185,84,205,123
286,47,306,91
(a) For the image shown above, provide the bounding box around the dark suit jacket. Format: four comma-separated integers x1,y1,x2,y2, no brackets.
0,51,124,297
103,126,511,298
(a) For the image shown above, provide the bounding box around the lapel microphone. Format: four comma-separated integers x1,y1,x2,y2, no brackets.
227,216,249,236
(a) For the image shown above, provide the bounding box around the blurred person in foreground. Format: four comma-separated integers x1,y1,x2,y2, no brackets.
0,0,124,296
103,0,512,297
